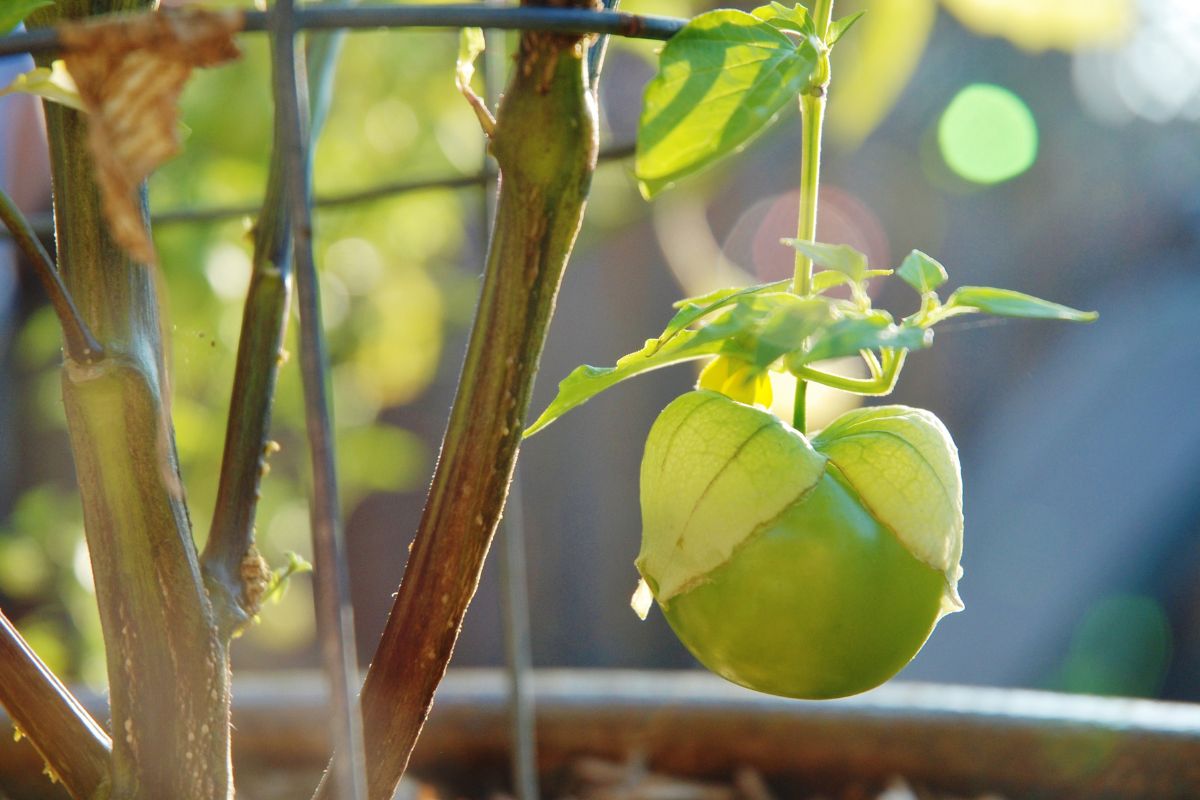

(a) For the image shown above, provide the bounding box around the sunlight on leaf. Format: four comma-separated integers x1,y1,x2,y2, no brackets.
0,61,84,112
943,286,1098,322
897,249,948,294
636,9,818,197
0,0,50,38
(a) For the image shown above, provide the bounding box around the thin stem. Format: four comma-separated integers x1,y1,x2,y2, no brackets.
271,1,367,798
790,0,834,432
0,189,102,363
204,0,360,638
0,609,111,800
796,349,906,395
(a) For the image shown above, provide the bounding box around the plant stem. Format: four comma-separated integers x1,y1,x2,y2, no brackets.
311,11,598,800
203,0,358,640
791,0,834,432
29,2,232,796
0,609,111,800
0,189,102,363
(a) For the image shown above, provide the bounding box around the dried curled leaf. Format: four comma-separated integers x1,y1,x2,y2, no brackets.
60,8,243,265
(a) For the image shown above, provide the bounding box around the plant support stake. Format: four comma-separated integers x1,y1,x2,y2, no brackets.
270,0,367,798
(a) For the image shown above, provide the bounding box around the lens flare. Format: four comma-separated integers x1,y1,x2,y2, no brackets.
938,84,1039,185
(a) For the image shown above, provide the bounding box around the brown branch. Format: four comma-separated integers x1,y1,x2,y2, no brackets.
313,7,600,800
0,609,111,800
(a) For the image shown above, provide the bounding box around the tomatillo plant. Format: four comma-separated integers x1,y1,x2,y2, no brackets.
525,0,1096,699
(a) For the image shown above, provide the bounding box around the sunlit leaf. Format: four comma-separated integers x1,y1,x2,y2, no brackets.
943,286,1098,322
797,313,931,365
812,268,891,293
636,9,818,197
826,11,866,46
897,249,948,294
527,292,823,435
0,0,51,37
525,330,728,437
0,61,85,112
751,2,814,36
786,239,869,283
455,27,485,91
658,278,790,350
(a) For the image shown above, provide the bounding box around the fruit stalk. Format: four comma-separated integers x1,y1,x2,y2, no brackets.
791,0,834,433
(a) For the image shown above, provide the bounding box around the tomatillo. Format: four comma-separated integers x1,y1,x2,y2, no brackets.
637,390,964,699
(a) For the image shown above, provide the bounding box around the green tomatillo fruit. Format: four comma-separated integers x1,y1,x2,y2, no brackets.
636,390,964,699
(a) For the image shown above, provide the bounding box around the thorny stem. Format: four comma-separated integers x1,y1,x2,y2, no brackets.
0,189,102,363
791,0,834,433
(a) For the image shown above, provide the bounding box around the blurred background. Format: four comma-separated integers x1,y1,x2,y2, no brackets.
1,0,1199,703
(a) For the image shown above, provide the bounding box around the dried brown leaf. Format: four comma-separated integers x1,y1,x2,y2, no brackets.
61,8,243,265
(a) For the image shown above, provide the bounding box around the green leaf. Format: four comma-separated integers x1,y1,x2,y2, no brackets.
812,268,892,294
0,0,51,37
747,295,831,366
786,239,869,283
526,291,827,435
524,329,727,437
658,279,790,350
813,405,963,611
0,61,84,112
751,2,815,35
944,286,1098,322
826,11,866,46
455,27,485,91
797,312,931,365
635,10,819,197
897,249,948,294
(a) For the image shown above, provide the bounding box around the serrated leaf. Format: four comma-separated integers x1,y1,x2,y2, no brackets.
786,239,869,283
659,279,791,350
797,313,931,365
456,27,485,91
826,10,866,46
897,249,948,294
0,0,51,37
639,390,827,601
751,2,815,35
0,61,84,112
813,405,963,612
944,286,1098,322
636,9,819,197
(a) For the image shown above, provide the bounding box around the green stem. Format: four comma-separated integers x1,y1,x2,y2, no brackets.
797,349,906,395
29,3,231,797
0,189,102,364
791,0,834,432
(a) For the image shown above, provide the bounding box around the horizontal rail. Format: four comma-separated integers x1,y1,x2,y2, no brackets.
2,142,635,240
5,670,1200,798
0,5,685,57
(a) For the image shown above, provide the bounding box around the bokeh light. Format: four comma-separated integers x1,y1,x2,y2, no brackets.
938,84,1039,185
